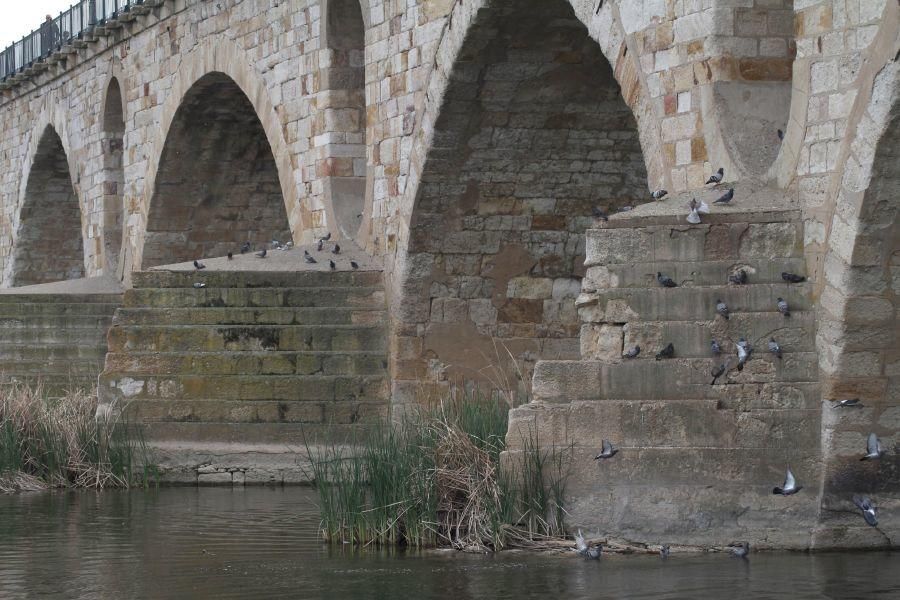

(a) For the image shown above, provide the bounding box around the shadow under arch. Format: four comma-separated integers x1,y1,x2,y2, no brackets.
101,76,126,278
11,125,85,287
141,72,292,268
391,0,650,401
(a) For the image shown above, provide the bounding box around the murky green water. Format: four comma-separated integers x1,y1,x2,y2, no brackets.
0,487,896,599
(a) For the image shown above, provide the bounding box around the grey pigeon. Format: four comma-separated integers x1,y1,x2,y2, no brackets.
623,345,641,359
320,232,332,242
350,261,359,270
773,467,802,495
706,167,724,185
305,254,317,264
256,248,267,258
777,297,790,317
710,362,728,385
729,541,749,558
711,339,722,355
329,259,336,270
852,495,878,527
728,269,747,285
777,129,784,140
687,207,701,225
655,343,675,360
657,272,677,288
688,198,710,214
574,529,588,555
832,398,862,408
192,282,206,289
592,207,609,222
736,338,752,371
716,299,730,320
768,338,782,359
861,433,884,461
594,439,618,460
660,545,670,559
317,239,324,252
782,272,805,283
227,252,233,260
240,241,252,254
714,188,735,204
193,260,206,270
651,189,668,200
585,545,602,560
618,206,634,213
332,244,341,255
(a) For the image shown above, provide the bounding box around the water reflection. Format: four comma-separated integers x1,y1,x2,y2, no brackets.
0,487,895,599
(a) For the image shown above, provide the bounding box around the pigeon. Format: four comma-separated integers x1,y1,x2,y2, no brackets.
729,542,750,558
782,272,806,283
284,242,293,250
728,269,748,285
651,189,668,200
192,282,206,289
256,249,267,258
332,244,341,255
227,252,233,260
574,529,588,555
736,338,752,370
618,206,634,213
711,339,722,355
623,345,641,359
271,239,281,247
350,261,359,270
706,167,724,185
688,198,710,214
777,297,790,317
773,467,802,495
329,259,336,271
777,129,784,141
592,207,609,222
861,433,884,461
852,495,878,527
320,232,332,242
714,188,735,204
655,343,675,360
710,362,728,385
594,439,618,460
585,545,602,560
832,399,863,408
193,260,206,270
305,254,317,264
317,239,324,252
240,241,252,254
660,545,670,559
657,272,678,288
687,207,702,225
716,299,730,320
768,338,782,359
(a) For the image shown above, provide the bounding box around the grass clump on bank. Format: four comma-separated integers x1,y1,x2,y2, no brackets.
307,393,572,552
0,382,153,493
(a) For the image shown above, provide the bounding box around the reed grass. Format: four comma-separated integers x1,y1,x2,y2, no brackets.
0,382,154,493
307,391,573,552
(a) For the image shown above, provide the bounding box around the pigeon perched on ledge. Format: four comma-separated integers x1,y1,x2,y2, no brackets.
716,299,730,320
714,188,735,204
782,272,805,283
710,362,728,386
729,541,749,558
706,167,724,185
657,272,677,288
768,338,782,359
623,345,641,359
592,207,609,222
193,260,206,270
728,269,747,285
711,339,722,355
650,189,668,200
655,343,675,360
777,297,790,317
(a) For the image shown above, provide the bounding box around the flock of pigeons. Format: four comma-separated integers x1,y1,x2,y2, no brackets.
575,166,888,561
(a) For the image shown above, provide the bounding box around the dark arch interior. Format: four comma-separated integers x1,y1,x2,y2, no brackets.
12,127,84,287
398,0,648,395
142,72,291,267
102,77,125,274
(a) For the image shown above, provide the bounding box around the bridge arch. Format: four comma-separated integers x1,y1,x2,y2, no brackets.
390,0,656,402
101,75,126,277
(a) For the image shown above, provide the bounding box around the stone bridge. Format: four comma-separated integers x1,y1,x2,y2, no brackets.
0,0,897,549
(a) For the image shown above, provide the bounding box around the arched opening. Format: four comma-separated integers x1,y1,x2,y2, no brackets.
102,77,125,276
395,0,649,399
318,0,366,241
142,72,291,268
12,126,85,287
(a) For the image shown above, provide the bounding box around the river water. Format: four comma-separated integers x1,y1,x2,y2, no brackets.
0,487,896,599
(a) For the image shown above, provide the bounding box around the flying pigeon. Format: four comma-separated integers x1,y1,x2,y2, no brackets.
623,345,641,359
655,343,675,360
192,282,206,289
711,339,722,355
777,297,790,317
329,259,336,270
736,338,752,370
710,362,728,385
773,467,802,495
688,198,710,214
594,439,618,460
687,207,702,225
574,529,588,556
782,272,806,283
852,495,878,527
317,239,324,252
713,188,735,204
660,545,670,559
350,261,359,270
657,272,678,288
240,241,252,254
256,249,267,258
716,299,730,320
585,545,602,560
227,252,233,260
305,254,317,264
332,244,341,255
861,433,884,461
651,189,668,200
592,207,609,222
729,542,749,559
193,260,206,270
706,167,724,185
728,269,748,285
832,398,862,408
768,338,782,359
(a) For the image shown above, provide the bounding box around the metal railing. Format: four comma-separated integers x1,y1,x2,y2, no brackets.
1,1,148,81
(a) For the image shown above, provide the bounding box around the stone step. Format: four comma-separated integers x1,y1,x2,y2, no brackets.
0,376,97,395
133,269,383,289
589,283,812,321
0,303,121,317
532,360,821,406
587,258,808,290
106,324,387,353
112,306,386,327
507,401,821,451
0,293,122,304
0,359,105,376
125,398,388,425
104,350,388,376
138,422,368,446
0,328,110,345
99,373,388,403
124,286,385,309
0,344,110,361
0,315,115,329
